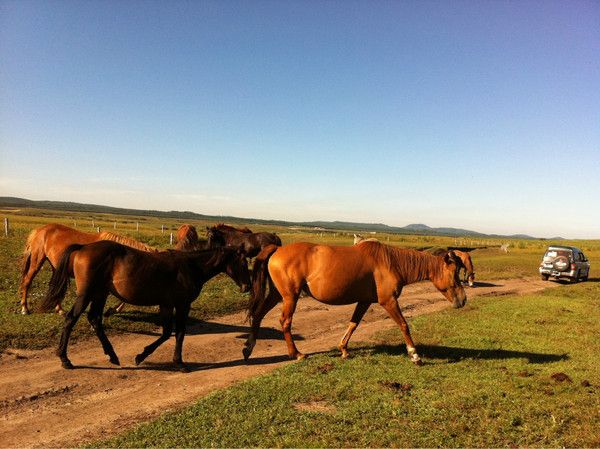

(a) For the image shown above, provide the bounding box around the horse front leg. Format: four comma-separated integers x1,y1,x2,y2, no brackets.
135,305,173,366
338,301,371,358
280,295,304,360
57,294,91,369
379,295,423,366
173,302,191,372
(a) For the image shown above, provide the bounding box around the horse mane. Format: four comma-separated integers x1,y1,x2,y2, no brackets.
213,223,253,234
357,241,444,282
99,232,159,252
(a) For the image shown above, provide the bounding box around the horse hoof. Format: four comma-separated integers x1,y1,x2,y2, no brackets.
413,359,424,366
61,360,74,370
295,353,307,360
134,354,144,366
242,347,252,361
109,356,121,366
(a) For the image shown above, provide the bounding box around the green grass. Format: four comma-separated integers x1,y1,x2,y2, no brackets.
95,282,600,448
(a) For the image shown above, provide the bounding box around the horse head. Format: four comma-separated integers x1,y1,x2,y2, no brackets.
219,248,251,293
432,251,467,308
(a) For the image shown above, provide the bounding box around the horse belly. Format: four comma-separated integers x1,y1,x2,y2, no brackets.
307,274,375,305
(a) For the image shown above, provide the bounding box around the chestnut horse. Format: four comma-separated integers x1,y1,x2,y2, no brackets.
244,241,467,365
39,241,250,372
19,224,158,315
206,223,282,258
175,224,211,251
430,248,475,287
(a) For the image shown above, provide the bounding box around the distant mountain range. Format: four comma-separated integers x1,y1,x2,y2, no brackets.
0,196,560,240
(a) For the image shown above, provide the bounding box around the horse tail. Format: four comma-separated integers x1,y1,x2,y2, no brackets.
38,244,82,312
247,244,279,323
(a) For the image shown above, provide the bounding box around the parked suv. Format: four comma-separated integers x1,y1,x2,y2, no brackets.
539,245,590,282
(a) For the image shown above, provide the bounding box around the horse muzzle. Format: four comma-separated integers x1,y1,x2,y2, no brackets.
452,290,467,308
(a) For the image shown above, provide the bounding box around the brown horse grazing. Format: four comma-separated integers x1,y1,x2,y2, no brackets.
19,223,158,315
430,248,475,287
244,241,467,365
206,223,282,258
39,241,251,372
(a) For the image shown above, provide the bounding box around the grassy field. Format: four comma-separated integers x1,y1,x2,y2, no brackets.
1,207,599,352
94,281,600,448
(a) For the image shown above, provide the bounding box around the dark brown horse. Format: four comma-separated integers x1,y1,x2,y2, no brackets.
206,223,282,258
244,241,467,365
106,223,213,316
19,223,158,315
39,241,251,372
430,248,475,287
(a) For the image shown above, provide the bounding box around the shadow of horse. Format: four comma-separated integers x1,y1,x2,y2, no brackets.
73,353,293,373
471,281,503,288
371,343,568,364
110,311,304,341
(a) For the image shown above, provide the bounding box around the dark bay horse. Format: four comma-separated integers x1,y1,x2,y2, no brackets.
19,223,158,315
430,248,475,287
206,223,282,258
39,241,250,372
244,241,467,365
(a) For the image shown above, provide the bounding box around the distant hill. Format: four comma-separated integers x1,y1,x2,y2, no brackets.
0,196,545,239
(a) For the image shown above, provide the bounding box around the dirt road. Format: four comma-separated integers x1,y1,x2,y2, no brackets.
0,277,558,448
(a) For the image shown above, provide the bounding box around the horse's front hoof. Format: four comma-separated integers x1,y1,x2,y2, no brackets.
242,347,252,361
20,307,30,315
177,364,190,373
109,355,121,366
61,360,74,370
413,358,424,366
294,352,307,361
134,354,144,366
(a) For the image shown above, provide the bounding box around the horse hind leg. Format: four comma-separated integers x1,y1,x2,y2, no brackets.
243,287,281,361
87,295,120,366
19,251,46,315
280,294,304,360
338,301,371,359
57,294,92,369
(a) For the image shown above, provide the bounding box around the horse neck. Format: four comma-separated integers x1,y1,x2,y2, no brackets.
388,248,442,285
190,249,228,280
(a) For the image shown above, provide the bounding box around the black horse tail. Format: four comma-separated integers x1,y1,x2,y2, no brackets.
247,244,279,323
38,244,83,313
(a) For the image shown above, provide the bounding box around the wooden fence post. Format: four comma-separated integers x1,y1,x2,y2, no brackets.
4,218,8,237
170,232,174,245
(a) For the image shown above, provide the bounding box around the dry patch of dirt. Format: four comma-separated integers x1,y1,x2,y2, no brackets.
0,277,558,448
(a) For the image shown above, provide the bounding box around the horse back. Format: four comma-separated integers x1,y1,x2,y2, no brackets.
268,243,379,304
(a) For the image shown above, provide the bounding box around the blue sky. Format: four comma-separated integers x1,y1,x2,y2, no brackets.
1,0,599,238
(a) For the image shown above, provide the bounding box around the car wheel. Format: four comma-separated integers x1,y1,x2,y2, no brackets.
541,274,549,281
553,256,570,272
571,271,580,283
